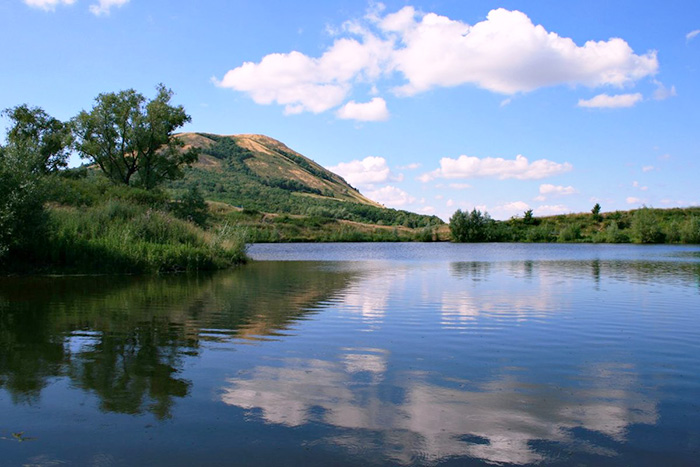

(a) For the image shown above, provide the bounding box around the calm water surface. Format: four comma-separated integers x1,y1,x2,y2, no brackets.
1,243,699,466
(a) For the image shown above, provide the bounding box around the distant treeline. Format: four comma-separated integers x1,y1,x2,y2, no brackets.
449,205,700,244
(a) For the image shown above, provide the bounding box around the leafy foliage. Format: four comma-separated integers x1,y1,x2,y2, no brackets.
172,185,209,227
2,104,73,174
449,209,494,242
73,85,198,189
449,206,700,244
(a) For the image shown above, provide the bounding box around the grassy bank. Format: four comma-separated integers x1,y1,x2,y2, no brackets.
207,202,446,243
1,175,247,274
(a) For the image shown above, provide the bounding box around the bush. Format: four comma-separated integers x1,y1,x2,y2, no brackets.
680,217,700,244
558,223,581,242
171,185,209,227
0,147,47,260
450,209,493,242
631,207,665,244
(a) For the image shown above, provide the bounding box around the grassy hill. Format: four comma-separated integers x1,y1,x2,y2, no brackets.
169,133,443,229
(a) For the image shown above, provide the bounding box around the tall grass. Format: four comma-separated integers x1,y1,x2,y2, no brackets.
7,200,247,274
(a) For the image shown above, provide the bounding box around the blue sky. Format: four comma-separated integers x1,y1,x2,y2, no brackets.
1,0,699,220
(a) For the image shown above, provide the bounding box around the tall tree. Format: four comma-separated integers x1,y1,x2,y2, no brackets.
2,105,72,174
450,208,493,242
73,85,198,189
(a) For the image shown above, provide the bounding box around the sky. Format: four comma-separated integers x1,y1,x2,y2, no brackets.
1,0,699,220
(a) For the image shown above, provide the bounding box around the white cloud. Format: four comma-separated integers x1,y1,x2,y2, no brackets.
448,183,472,190
539,184,577,196
652,81,677,101
366,185,416,207
337,97,389,121
577,93,643,108
534,205,569,216
24,0,75,11
89,0,129,16
385,7,657,96
215,34,393,114
420,154,572,182
642,165,654,172
632,181,648,191
626,197,643,205
492,201,530,218
687,29,700,42
446,199,455,207
398,162,421,170
216,7,658,116
328,156,399,187
418,206,435,214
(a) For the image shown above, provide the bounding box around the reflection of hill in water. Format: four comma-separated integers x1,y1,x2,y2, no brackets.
0,263,359,417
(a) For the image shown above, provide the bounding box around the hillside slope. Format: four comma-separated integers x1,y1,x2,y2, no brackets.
170,133,442,228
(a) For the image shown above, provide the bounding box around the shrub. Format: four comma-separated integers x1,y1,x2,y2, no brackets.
680,216,700,244
631,207,665,244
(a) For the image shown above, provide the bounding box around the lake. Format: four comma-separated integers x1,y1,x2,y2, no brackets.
1,243,699,466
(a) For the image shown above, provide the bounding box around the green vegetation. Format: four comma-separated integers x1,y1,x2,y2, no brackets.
1,87,246,274
448,205,700,244
169,133,443,230
73,85,198,189
3,175,247,274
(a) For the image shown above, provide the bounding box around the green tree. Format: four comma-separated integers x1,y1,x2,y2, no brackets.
631,207,665,243
450,208,492,242
172,185,209,227
0,106,69,259
591,203,602,222
73,85,198,189
0,145,46,259
2,105,73,174
523,209,537,225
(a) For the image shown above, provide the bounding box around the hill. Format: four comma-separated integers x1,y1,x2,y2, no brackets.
169,133,442,229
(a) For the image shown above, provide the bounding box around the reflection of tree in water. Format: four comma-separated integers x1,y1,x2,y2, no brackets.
0,263,359,418
66,326,191,419
450,259,700,287
0,303,66,404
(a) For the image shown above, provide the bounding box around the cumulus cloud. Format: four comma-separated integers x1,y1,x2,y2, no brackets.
23,0,75,11
626,197,643,205
215,6,658,116
418,206,435,214
419,154,572,182
539,184,577,196
386,8,657,96
492,201,530,218
687,30,700,42
366,185,416,207
215,35,392,114
534,205,569,216
577,93,643,108
398,162,421,170
337,97,389,121
328,156,401,187
632,181,648,191
89,0,129,16
652,81,677,101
